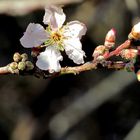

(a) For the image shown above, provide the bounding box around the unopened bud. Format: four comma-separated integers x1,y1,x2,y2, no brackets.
136,70,140,81
128,22,140,40
9,62,18,70
96,56,105,63
21,53,28,62
104,28,116,49
26,61,34,70
92,45,107,59
120,49,138,60
13,52,22,62
18,62,26,71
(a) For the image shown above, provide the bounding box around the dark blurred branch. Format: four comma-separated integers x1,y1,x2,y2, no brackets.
0,0,83,16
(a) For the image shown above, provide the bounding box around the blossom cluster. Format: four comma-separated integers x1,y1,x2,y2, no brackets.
20,5,140,81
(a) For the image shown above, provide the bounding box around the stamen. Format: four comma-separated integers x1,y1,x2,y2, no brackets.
52,32,62,42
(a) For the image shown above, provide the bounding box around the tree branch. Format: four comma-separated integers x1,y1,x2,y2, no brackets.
0,39,136,78
0,65,12,75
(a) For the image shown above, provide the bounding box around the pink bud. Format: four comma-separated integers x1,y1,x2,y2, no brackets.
92,45,109,59
128,22,140,40
104,28,116,49
120,49,138,60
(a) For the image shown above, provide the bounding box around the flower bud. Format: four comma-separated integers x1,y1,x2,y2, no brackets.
136,70,140,81
9,62,18,70
120,49,138,60
92,45,107,59
26,61,34,70
18,62,26,71
13,52,22,62
128,22,140,40
96,55,105,63
21,53,28,62
104,28,116,49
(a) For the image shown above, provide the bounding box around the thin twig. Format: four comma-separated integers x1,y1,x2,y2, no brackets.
104,40,131,59
0,65,11,75
0,39,134,78
0,61,126,77
60,62,97,75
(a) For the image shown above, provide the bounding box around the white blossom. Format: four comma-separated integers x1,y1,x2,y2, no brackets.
20,5,87,73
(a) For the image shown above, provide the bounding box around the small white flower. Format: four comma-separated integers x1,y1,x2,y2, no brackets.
20,5,87,73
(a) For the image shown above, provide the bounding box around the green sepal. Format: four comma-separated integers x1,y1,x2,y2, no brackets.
57,44,64,51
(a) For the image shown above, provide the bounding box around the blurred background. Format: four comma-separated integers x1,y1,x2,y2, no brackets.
0,0,140,140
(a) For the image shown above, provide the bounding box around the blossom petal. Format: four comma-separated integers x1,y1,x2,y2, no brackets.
20,23,48,48
43,5,66,29
63,21,87,39
36,46,63,73
64,38,85,64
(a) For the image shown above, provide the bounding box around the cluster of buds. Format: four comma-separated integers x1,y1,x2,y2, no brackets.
92,28,116,62
92,22,140,81
9,52,34,73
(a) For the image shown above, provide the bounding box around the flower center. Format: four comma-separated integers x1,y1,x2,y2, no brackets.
51,32,62,42
50,31,64,51
45,27,65,51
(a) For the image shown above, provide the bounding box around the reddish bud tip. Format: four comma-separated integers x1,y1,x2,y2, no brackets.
104,28,116,49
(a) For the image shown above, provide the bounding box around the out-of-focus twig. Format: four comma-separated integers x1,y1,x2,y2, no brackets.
0,0,83,16
124,121,140,140
11,115,37,140
49,70,136,139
